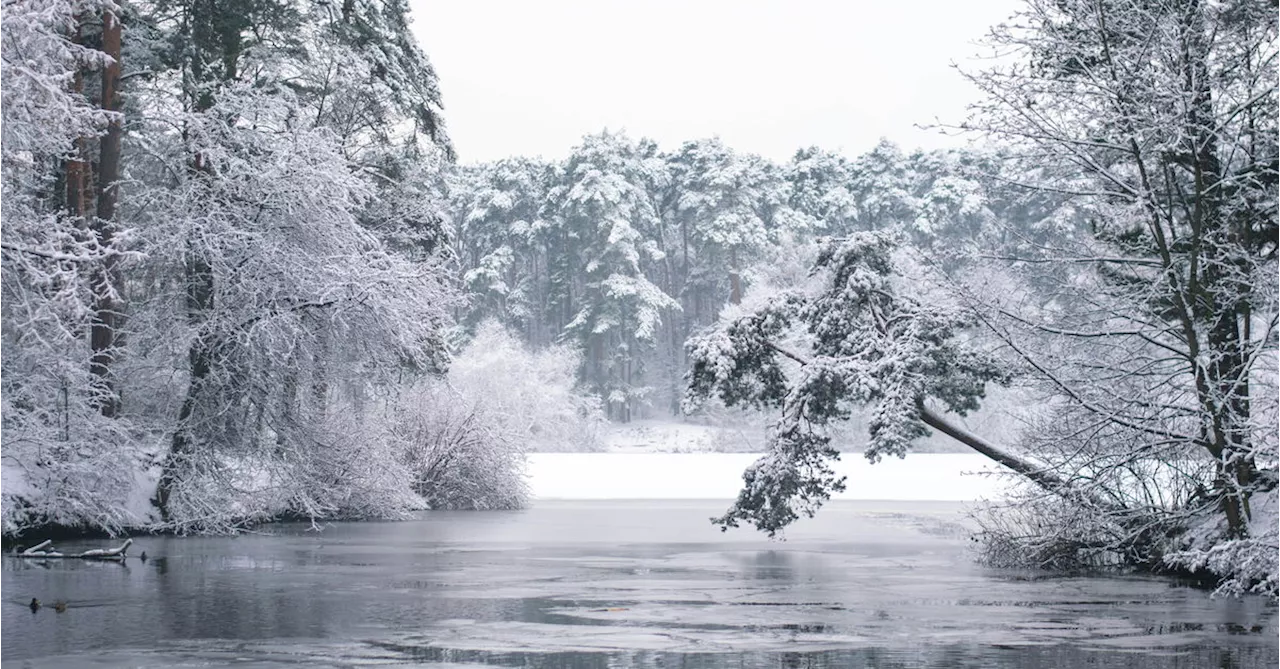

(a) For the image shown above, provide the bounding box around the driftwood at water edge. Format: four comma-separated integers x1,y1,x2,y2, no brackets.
8,538,132,560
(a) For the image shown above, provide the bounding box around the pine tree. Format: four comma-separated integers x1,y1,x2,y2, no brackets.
548,132,679,421
450,158,557,343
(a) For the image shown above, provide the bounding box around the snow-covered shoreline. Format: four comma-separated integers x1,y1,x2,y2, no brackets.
1,451,1008,540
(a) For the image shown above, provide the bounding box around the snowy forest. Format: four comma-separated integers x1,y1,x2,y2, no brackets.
2,0,1276,600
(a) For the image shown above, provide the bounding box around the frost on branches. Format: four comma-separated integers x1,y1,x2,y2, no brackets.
447,321,603,453
955,0,1278,595
0,0,139,535
133,85,455,531
2,0,467,535
685,232,1008,536
389,322,604,509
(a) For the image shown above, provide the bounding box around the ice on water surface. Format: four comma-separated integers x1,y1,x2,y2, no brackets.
3,497,1275,668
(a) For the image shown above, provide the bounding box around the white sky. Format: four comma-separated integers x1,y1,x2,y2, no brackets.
408,0,1022,164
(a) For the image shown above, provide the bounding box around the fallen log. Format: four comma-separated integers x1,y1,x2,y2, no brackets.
9,538,132,560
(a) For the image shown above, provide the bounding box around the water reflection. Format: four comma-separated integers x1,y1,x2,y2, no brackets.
2,500,1275,668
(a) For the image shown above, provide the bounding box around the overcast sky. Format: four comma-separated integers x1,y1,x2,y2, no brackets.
409,0,1022,164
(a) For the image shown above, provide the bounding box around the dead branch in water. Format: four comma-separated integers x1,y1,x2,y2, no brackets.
8,538,132,560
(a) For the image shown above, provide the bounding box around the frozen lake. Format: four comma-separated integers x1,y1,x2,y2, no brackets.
3,497,1276,667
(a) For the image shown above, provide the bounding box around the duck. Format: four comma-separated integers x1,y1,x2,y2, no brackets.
29,598,39,613
140,551,147,563
52,600,68,613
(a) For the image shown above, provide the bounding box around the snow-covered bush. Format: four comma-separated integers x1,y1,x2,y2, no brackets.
381,321,604,509
972,490,1147,572
449,320,603,452
390,383,528,510
1164,494,1279,599
977,487,1280,600
156,411,425,534
968,404,1187,570
275,416,425,521
0,416,144,537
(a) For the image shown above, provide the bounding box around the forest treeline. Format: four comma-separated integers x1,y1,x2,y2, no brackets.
445,136,1052,422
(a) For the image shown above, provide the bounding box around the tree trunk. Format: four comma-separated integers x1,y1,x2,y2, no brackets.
728,247,742,306
918,402,1071,496
156,0,247,520
154,331,214,519
90,7,125,418
64,12,91,221
1177,0,1255,538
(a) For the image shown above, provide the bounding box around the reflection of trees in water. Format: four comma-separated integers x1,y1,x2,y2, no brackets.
734,550,797,581
155,566,334,640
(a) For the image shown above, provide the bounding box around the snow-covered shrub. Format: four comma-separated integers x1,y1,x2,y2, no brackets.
449,320,603,452
971,490,1143,572
390,383,528,510
156,411,425,534
0,414,143,537
969,403,1196,571
382,321,602,508
1164,492,1279,599
148,363,444,533
267,415,425,523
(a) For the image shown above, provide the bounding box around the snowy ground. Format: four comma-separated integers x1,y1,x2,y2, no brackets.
527,453,1013,501
573,419,1010,502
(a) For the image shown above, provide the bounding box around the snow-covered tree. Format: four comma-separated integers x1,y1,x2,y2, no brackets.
954,0,1277,589
665,139,777,320
293,0,454,254
134,84,455,530
635,139,796,414
684,232,1015,535
449,158,557,342
787,141,999,249
785,147,860,235
1,0,139,534
548,132,680,421
81,0,462,530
